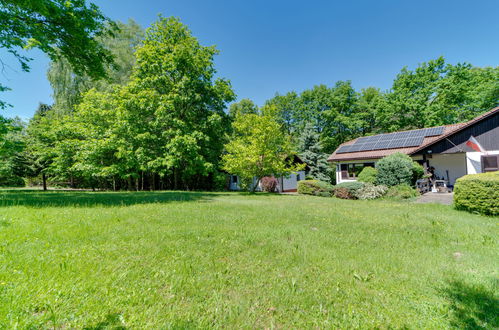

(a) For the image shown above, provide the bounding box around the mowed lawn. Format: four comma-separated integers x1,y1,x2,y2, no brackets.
0,191,497,328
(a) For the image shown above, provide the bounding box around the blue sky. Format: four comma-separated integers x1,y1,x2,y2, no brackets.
1,0,498,119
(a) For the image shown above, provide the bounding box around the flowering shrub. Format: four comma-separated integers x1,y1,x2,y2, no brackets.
333,182,365,199
354,183,387,200
261,176,278,192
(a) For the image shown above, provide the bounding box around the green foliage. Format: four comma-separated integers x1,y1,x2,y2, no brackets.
229,99,259,118
454,172,499,216
357,166,378,184
381,57,499,131
354,183,387,200
333,181,365,199
297,180,334,196
0,117,26,187
262,57,498,153
0,0,114,78
26,16,234,191
376,153,414,187
297,124,332,182
385,184,419,199
412,162,425,184
47,20,144,114
222,113,301,192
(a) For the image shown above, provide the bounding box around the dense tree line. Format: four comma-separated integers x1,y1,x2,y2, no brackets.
0,7,497,189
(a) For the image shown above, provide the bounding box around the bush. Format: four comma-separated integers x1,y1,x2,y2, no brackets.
411,162,424,184
385,184,419,199
333,181,365,199
357,167,378,184
261,176,278,192
0,175,25,187
454,171,499,216
354,183,388,200
297,180,334,197
376,153,414,187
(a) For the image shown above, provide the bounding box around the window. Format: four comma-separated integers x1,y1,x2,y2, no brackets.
232,175,238,184
481,155,499,172
340,163,375,179
296,173,301,181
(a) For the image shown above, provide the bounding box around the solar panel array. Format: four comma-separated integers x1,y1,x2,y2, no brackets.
336,126,444,154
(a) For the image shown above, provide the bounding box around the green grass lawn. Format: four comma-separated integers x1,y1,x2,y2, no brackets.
0,190,497,328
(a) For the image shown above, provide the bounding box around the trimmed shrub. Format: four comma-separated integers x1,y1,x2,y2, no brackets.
261,176,278,192
333,181,365,199
354,183,388,200
376,153,414,187
297,180,334,197
357,167,378,184
385,184,419,199
454,171,499,216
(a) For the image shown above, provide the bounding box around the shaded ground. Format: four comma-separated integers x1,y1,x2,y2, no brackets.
0,190,228,207
415,192,454,205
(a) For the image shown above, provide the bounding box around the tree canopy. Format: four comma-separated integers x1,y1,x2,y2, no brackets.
222,113,302,192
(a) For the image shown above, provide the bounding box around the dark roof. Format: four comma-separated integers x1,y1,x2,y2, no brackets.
328,107,499,162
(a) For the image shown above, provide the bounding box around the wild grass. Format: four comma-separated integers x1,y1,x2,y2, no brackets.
0,191,497,328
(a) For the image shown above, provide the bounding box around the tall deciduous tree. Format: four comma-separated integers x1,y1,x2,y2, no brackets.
0,0,114,78
222,113,301,192
382,57,499,131
229,99,259,118
47,19,144,115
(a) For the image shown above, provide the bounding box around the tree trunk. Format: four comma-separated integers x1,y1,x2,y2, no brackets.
174,168,179,190
251,177,261,193
152,173,156,191
70,174,75,189
42,173,47,191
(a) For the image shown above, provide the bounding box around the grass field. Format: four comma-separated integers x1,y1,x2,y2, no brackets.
0,190,497,328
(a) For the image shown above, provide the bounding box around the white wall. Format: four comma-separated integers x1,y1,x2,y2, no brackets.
281,171,305,191
466,151,499,174
427,153,467,185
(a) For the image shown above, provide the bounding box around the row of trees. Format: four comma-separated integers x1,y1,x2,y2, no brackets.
0,3,497,190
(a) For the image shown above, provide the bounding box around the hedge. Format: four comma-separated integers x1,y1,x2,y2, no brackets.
454,171,499,216
297,180,334,197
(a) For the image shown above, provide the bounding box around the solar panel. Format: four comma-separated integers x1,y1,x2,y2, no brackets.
424,126,444,136
336,145,352,153
335,126,445,154
356,136,371,143
388,139,406,148
404,136,424,147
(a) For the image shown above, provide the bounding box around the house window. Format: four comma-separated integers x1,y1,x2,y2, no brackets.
481,155,499,172
296,173,301,181
232,175,238,184
340,163,375,179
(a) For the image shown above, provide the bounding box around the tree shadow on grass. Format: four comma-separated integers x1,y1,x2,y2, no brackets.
443,279,498,329
0,190,230,208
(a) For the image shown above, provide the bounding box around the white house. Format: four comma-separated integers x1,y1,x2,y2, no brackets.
328,107,499,187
